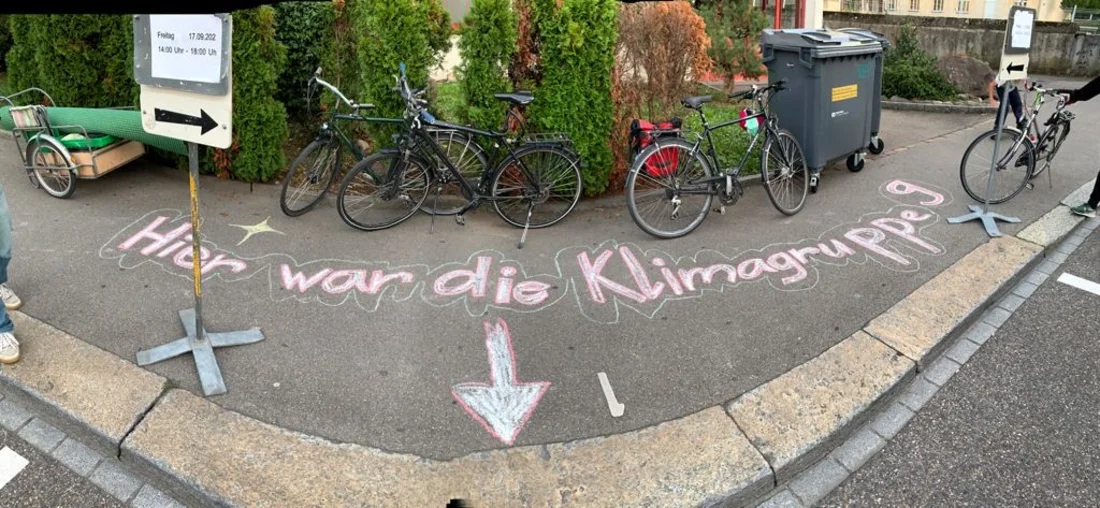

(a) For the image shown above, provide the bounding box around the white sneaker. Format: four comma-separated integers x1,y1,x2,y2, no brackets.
0,284,22,311
0,332,19,364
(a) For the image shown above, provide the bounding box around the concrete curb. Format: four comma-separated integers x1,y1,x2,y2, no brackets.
0,184,1091,506
0,311,167,458
881,101,996,115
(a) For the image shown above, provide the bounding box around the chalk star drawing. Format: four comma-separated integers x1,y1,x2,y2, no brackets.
228,217,285,246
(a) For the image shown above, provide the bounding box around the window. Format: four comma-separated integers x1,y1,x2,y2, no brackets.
910,0,919,10
1014,0,1027,5
957,0,969,12
933,0,943,11
887,0,897,11
846,0,859,10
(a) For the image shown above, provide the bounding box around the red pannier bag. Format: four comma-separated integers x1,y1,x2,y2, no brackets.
629,117,682,177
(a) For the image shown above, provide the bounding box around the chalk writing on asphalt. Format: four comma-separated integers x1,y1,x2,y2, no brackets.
99,179,950,325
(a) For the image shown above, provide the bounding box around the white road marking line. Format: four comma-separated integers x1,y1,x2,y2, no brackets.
597,372,625,418
1057,273,1100,297
0,446,29,490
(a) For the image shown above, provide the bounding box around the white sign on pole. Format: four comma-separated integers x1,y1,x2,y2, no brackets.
996,6,1036,83
140,75,233,149
134,14,233,149
148,15,224,84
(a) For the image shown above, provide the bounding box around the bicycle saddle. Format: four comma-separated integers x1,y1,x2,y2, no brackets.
681,96,713,110
494,92,535,106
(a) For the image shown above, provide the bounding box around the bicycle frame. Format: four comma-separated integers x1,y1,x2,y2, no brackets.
995,86,1066,168
404,113,543,214
679,90,782,192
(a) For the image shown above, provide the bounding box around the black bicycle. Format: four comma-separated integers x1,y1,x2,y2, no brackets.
959,82,1075,204
625,80,808,239
279,68,486,217
335,63,583,248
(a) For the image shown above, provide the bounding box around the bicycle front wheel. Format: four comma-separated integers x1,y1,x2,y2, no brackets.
419,130,490,216
337,151,431,231
760,129,809,215
490,144,583,229
960,129,1034,204
280,138,344,216
625,137,714,239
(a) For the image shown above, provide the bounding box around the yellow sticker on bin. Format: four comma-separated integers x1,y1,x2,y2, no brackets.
832,84,858,102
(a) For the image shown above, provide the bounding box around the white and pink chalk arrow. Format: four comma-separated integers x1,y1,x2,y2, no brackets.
452,319,549,445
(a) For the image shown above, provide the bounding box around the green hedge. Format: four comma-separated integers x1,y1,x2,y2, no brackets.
458,0,517,130
274,2,336,118
352,0,451,140
883,25,957,101
0,16,11,73
205,7,289,182
5,15,136,108
529,0,617,196
317,0,362,122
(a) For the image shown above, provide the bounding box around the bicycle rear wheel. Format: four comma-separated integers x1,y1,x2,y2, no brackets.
760,129,808,215
959,129,1034,205
419,130,490,216
625,137,713,239
337,151,431,231
280,138,344,217
490,144,582,229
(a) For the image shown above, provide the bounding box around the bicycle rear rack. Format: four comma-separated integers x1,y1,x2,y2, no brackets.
521,132,574,147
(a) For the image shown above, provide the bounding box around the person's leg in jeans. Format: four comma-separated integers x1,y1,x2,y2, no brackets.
994,85,1026,131
0,184,19,364
1070,170,1100,217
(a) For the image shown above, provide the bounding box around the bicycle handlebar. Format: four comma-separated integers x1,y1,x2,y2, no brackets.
728,79,788,101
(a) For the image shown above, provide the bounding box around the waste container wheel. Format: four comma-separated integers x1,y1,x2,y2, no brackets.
868,138,885,155
846,154,865,173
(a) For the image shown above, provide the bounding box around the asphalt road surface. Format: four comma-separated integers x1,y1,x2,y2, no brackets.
2,77,1096,459
821,225,1100,506
0,428,123,508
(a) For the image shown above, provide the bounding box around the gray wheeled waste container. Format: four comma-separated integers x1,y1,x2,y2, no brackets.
760,29,884,193
834,27,890,156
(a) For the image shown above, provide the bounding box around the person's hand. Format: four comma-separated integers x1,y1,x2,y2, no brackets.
988,96,999,106
1054,90,1075,105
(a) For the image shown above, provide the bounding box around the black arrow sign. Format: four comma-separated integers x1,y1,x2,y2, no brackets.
154,108,219,135
1006,62,1025,74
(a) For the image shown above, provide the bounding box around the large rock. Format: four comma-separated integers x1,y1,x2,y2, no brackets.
936,55,995,98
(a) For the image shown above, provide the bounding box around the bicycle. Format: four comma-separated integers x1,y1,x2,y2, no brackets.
335,63,584,249
279,67,487,217
624,80,809,239
959,82,1075,205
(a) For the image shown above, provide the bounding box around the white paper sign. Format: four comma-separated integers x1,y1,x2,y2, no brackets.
1011,10,1034,49
149,15,223,84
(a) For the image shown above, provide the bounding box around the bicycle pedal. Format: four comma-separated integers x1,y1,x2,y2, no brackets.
455,214,466,226
714,206,726,215
1026,182,1035,190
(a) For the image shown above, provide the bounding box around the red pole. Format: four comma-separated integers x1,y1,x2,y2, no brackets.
774,0,783,29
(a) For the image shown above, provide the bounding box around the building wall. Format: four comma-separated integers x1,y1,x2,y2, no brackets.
822,12,1099,75
442,0,473,24
824,0,1064,21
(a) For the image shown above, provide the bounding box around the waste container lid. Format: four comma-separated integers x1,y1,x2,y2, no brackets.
831,27,891,51
761,28,882,58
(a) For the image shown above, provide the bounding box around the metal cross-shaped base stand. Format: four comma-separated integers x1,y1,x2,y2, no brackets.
949,80,1022,238
137,309,264,396
134,142,264,397
947,204,1021,237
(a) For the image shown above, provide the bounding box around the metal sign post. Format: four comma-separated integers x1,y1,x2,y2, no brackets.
948,6,1036,238
131,13,263,397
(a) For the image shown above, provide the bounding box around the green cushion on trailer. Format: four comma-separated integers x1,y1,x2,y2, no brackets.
59,132,119,151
